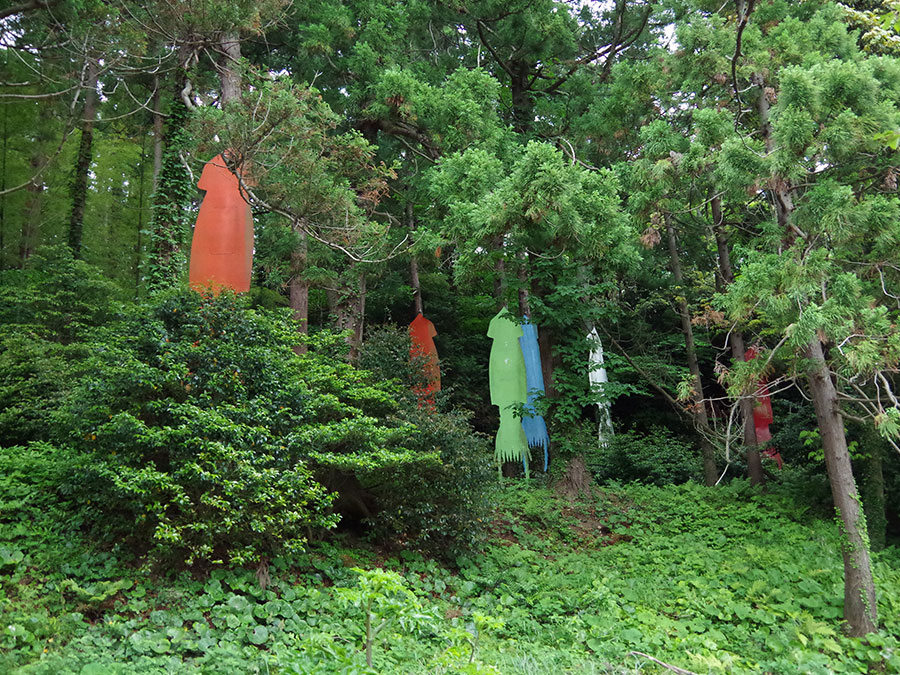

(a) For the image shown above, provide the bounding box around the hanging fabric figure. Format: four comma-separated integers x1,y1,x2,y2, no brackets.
408,313,441,407
744,347,782,468
588,327,614,446
189,154,254,294
488,308,530,477
519,317,550,471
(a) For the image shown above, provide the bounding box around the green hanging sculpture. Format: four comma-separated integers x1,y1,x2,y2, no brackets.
488,308,530,477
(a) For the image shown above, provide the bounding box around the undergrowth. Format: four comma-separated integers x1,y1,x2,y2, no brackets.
3,474,899,674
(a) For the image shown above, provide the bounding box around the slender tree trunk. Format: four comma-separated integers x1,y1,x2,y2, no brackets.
665,214,718,485
289,230,309,354
354,271,366,359
510,60,533,135
217,34,242,107
531,278,558,397
68,60,99,258
146,90,191,290
712,198,764,485
326,270,366,361
805,338,877,636
1,94,7,267
757,73,878,635
410,255,423,314
21,104,52,266
407,202,423,315
152,79,163,190
493,234,506,309
755,74,796,239
517,251,530,317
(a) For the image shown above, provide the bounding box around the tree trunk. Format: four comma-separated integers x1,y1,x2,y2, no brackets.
289,229,309,354
755,74,796,240
805,337,877,636
326,270,366,361
152,78,163,190
68,59,99,258
146,89,191,290
537,327,557,398
354,272,366,359
665,214,718,486
1,91,7,267
217,34,242,107
410,255,423,314
493,234,506,309
517,251,530,317
20,103,52,266
712,198,764,485
510,59,533,135
407,202,423,315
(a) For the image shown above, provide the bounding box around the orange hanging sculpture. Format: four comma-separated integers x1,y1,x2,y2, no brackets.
408,313,441,406
188,154,254,294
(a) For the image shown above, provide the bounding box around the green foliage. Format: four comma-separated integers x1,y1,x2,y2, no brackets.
337,567,433,668
0,247,120,445
582,427,703,485
144,99,193,292
6,479,900,674
0,245,121,343
357,325,493,554
55,289,344,565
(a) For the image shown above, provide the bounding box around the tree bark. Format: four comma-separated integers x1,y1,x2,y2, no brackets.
493,234,506,309
289,230,309,354
665,214,718,486
517,251,530,317
510,59,534,135
326,270,366,361
146,90,190,290
407,202,423,315
805,337,877,636
20,103,52,266
712,197,764,485
217,34,242,107
68,59,99,258
354,271,366,359
152,78,163,190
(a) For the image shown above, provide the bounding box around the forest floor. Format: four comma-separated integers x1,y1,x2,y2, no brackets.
3,475,900,674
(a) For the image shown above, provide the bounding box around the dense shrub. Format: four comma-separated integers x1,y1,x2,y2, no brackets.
55,290,348,565
356,325,492,554
0,247,120,446
583,426,702,485
49,292,489,565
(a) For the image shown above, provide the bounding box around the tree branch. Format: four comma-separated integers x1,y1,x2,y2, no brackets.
0,0,58,21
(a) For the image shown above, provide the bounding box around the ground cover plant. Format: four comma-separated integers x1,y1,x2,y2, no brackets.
3,475,899,674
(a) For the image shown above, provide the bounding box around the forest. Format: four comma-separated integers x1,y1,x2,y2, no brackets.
3,0,900,672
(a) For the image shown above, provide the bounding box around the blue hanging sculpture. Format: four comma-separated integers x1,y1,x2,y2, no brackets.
488,308,530,477
519,317,550,471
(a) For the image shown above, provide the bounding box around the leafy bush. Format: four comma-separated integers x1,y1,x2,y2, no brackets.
0,247,120,446
55,290,347,565
583,427,702,485
356,326,492,554
0,245,120,344
49,292,489,565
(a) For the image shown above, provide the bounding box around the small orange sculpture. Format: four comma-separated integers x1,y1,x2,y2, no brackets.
408,313,441,405
188,154,253,294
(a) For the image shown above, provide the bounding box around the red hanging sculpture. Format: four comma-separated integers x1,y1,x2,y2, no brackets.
188,154,254,294
744,346,783,468
408,313,441,406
